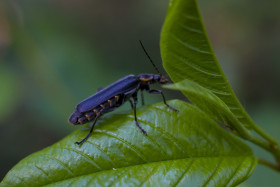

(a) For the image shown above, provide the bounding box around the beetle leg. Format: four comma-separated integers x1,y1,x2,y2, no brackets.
141,90,145,106
75,112,102,145
148,89,178,112
129,99,134,110
132,94,147,135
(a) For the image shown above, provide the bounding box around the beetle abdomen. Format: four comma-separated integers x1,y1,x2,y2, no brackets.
69,93,123,125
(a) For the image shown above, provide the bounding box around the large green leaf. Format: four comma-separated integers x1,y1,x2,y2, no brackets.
1,100,256,186
160,0,255,130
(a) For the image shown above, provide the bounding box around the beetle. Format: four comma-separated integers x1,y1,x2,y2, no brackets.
69,41,177,145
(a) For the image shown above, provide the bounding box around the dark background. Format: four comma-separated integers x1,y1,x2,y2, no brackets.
0,0,279,186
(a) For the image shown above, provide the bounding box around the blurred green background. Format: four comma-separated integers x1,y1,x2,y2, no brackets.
0,0,279,186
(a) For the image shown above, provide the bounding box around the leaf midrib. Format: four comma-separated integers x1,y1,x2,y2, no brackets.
43,154,254,186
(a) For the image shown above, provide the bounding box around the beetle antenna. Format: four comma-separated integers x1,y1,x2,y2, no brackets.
139,40,162,75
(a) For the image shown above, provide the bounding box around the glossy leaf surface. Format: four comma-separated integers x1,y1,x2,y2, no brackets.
160,0,255,129
1,100,256,186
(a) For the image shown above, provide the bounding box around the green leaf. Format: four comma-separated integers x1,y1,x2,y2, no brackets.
164,80,252,139
1,100,256,186
160,0,255,130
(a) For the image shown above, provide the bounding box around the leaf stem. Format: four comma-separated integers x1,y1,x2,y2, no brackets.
249,135,280,172
252,122,279,148
258,158,280,172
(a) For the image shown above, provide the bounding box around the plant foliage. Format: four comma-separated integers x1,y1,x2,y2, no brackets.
1,0,268,186
0,101,256,186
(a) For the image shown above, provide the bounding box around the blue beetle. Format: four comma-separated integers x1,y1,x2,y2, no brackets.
69,42,177,145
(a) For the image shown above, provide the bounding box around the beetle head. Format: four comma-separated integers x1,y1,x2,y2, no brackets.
153,74,168,84
159,75,169,84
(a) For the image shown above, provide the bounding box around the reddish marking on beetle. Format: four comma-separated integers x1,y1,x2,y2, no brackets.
100,104,105,109
139,77,153,82
93,109,98,114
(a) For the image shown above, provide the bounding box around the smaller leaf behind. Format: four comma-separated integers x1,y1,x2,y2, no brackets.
164,80,253,140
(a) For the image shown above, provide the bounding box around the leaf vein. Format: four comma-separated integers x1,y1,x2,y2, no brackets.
94,130,148,162
171,52,222,77
171,34,211,54
137,108,186,153
56,147,102,170
85,140,117,167
202,158,224,187
223,157,246,187
182,14,199,20
172,158,195,187
178,23,203,34
108,169,127,187
39,155,74,176
139,165,160,187
33,164,49,180
127,115,181,156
